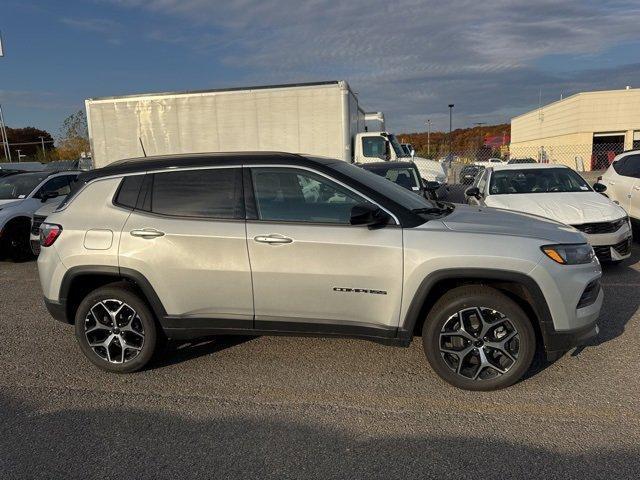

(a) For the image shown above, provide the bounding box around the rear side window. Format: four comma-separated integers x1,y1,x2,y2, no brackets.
149,168,243,219
613,154,640,178
114,175,145,209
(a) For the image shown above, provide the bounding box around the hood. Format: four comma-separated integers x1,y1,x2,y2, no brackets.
0,199,25,209
485,192,626,225
413,157,447,182
442,204,585,243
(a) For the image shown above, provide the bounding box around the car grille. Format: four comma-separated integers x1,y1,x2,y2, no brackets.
31,215,46,236
572,218,626,235
592,238,632,261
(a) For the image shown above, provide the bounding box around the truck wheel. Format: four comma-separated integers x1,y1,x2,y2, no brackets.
74,283,158,373
422,285,535,391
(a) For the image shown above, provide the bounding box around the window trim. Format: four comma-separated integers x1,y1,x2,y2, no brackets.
245,164,400,226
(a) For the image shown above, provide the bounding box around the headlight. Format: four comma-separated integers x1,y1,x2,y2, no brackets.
542,244,594,265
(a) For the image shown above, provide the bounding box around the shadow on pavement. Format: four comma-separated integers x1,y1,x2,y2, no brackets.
0,393,637,479
151,335,257,370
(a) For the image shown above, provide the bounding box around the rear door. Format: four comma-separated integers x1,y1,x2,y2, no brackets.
245,165,403,333
602,154,638,211
118,167,254,325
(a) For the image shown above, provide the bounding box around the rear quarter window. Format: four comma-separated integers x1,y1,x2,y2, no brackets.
114,175,145,209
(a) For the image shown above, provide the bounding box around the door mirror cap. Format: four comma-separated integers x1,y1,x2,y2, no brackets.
40,191,59,203
593,182,607,193
350,203,390,229
465,186,481,198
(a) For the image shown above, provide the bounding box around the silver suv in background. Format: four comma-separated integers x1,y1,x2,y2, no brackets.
37,153,602,391
0,171,79,260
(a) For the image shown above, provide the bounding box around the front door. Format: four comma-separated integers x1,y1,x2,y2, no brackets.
245,166,403,333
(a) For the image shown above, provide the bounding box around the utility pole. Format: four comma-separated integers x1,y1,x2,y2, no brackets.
0,104,11,162
448,104,454,159
425,119,432,156
474,122,486,149
38,136,46,161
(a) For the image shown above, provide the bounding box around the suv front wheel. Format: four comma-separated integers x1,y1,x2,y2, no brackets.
423,285,536,391
74,283,158,373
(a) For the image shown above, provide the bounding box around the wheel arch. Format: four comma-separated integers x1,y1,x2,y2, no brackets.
59,266,167,324
399,269,553,347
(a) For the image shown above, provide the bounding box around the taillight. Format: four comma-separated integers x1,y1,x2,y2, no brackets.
40,223,63,247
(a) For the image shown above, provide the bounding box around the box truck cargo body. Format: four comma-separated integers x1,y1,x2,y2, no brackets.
87,81,369,168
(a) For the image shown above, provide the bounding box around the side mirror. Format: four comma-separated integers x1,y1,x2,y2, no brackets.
40,191,59,203
593,182,607,193
465,186,481,199
350,203,390,229
423,181,441,191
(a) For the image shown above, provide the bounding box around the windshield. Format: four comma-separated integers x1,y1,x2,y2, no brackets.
388,134,411,158
371,166,421,191
489,168,591,195
0,173,47,200
328,161,441,212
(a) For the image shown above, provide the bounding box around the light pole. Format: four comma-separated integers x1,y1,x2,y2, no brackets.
424,119,431,156
448,104,454,159
474,122,486,150
38,136,46,161
16,149,26,162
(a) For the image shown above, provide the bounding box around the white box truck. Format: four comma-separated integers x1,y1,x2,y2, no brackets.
86,80,446,182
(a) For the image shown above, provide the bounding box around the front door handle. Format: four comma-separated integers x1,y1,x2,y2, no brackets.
254,234,293,244
130,228,165,239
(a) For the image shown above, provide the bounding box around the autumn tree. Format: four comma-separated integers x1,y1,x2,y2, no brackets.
1,127,54,162
56,110,90,160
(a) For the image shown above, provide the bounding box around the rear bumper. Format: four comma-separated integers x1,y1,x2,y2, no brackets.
44,297,68,324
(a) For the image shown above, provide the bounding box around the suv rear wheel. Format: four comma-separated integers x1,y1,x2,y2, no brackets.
74,283,157,373
422,285,535,391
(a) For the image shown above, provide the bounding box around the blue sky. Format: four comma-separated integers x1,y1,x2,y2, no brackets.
1,0,640,137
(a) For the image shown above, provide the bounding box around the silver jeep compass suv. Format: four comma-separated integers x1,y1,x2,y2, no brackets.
38,153,603,390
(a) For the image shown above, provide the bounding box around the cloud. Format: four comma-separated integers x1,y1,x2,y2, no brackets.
60,17,123,44
104,0,640,130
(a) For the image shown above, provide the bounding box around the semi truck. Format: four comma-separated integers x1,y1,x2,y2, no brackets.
85,80,446,182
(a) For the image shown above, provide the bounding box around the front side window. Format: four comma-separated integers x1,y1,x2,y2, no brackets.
362,136,388,159
489,168,590,195
37,175,77,198
475,170,488,193
149,168,243,219
251,168,369,224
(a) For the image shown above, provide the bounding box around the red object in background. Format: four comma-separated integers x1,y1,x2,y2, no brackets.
484,134,510,147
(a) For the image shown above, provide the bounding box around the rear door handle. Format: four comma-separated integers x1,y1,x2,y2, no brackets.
254,234,293,244
130,228,165,238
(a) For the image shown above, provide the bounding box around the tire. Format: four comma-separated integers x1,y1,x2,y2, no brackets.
422,285,536,391
74,283,158,373
2,220,33,262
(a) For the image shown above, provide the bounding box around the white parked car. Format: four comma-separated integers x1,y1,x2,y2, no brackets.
465,164,632,263
600,149,640,223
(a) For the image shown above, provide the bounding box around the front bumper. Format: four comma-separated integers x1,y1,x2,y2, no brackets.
583,224,632,262
543,321,599,360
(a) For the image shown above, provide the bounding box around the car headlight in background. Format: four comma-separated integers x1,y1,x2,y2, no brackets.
542,244,594,265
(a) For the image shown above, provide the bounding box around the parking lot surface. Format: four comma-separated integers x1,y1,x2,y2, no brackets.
2,247,640,479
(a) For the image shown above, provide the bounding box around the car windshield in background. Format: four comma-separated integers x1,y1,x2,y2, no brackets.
387,134,411,158
328,161,440,212
489,168,591,195
0,173,47,199
369,166,421,191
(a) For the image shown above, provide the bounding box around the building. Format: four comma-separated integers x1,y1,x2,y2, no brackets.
510,87,640,171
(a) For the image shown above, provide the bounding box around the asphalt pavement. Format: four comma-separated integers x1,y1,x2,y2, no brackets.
1,246,639,479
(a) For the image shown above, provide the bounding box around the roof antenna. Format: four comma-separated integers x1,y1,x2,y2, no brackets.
139,137,147,157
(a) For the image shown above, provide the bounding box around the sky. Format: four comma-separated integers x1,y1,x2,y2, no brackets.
1,0,640,137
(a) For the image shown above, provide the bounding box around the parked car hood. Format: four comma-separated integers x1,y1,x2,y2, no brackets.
484,192,626,225
0,199,24,209
441,204,585,243
413,157,447,183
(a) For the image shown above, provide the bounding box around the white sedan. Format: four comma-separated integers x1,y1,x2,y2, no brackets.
465,163,632,263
